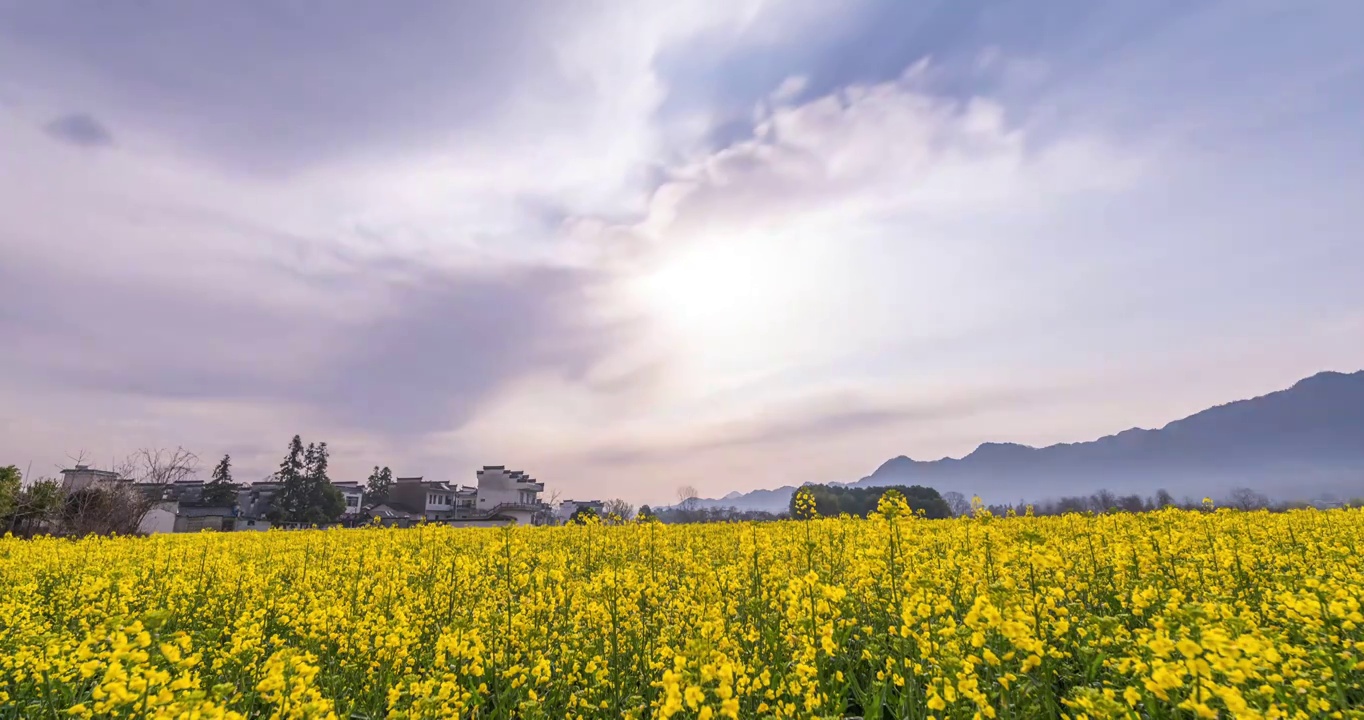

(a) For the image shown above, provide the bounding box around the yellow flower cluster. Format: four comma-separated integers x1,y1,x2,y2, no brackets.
3,507,1363,719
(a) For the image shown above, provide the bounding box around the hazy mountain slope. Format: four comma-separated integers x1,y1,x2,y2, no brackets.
692,370,1364,512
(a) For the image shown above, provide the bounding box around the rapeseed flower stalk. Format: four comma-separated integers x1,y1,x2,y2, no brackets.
1,507,1362,718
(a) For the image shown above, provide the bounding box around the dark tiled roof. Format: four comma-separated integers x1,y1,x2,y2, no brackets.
365,504,415,519
61,467,121,477
179,505,237,517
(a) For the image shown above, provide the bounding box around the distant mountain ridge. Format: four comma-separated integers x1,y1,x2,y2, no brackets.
692,370,1364,513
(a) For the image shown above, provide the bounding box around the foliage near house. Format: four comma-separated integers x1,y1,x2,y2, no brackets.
268,436,344,524
0,465,19,521
201,454,239,507
568,504,600,524
366,465,394,503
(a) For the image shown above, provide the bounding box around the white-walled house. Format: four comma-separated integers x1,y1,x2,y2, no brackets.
138,502,179,534
557,499,605,522
54,462,394,534
474,467,545,512
120,467,549,533
332,481,366,517
383,466,550,526
388,477,476,522
59,465,123,492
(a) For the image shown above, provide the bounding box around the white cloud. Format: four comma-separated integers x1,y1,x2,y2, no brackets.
598,66,1145,402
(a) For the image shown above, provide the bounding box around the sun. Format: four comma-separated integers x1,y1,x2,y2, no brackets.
628,237,784,342
637,245,748,329
618,225,846,386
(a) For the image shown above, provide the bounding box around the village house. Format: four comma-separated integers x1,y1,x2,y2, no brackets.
59,464,122,492
57,461,552,533
557,499,605,522
332,480,367,518
58,465,238,534
383,466,551,526
363,503,417,527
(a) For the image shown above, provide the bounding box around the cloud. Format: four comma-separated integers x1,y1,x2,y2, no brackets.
3,3,559,173
0,1,832,187
43,112,112,147
577,381,1056,467
302,265,625,435
597,62,1145,411
0,251,626,439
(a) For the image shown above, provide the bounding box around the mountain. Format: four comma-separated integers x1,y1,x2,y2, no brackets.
693,370,1364,513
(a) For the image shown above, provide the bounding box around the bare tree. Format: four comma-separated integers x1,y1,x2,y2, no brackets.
1227,487,1270,511
1090,489,1118,513
942,491,971,517
61,447,200,536
1116,494,1147,513
672,485,701,523
60,484,150,536
118,447,200,485
676,485,699,508
1154,489,1175,508
603,498,635,521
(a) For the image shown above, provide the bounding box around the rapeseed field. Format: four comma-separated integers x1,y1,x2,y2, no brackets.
3,495,1362,719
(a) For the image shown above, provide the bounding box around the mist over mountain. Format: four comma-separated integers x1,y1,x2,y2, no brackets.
693,370,1364,513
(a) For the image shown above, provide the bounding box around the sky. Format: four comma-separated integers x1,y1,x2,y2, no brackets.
2,0,1362,506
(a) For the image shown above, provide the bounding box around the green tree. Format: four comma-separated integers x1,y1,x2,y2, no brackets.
269,435,307,523
282,436,305,483
0,465,22,525
270,437,344,525
201,454,239,507
569,505,600,525
786,483,952,519
367,465,393,504
13,478,63,535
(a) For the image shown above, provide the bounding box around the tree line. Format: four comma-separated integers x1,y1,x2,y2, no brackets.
650,483,1352,525
967,486,1361,517
2,435,404,537
1,447,200,537
787,483,953,519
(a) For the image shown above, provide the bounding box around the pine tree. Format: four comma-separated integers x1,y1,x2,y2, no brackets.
306,442,328,486
202,454,239,507
268,436,345,525
308,441,344,524
303,442,318,484
367,465,393,504
281,436,305,483
268,435,307,523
